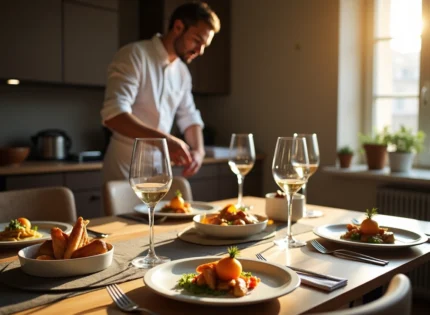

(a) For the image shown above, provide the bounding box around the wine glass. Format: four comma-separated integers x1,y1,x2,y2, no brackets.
129,138,172,268
272,137,309,248
295,133,320,218
228,133,256,208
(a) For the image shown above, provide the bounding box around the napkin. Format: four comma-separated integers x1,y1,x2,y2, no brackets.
297,271,347,292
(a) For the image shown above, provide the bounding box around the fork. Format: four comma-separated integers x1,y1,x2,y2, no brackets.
310,239,388,266
106,284,158,314
87,228,109,238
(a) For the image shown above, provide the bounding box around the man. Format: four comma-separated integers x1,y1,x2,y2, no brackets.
101,2,220,182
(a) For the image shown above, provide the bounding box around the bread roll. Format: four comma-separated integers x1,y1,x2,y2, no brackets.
63,217,84,259
51,227,68,259
37,240,54,257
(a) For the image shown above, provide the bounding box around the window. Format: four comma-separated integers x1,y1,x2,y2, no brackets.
371,0,422,133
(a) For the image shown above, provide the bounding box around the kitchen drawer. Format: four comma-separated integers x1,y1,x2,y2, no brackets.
6,174,64,191
65,171,102,191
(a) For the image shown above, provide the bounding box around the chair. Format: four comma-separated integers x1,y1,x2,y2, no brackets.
0,187,77,223
103,176,193,216
312,274,412,315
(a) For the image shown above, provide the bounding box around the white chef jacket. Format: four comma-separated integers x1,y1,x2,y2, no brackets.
101,34,204,182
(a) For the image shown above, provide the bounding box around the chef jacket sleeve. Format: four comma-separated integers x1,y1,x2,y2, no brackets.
175,76,204,134
101,43,142,124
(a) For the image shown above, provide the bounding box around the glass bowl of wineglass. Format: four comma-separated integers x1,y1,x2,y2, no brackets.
129,138,172,268
228,133,256,209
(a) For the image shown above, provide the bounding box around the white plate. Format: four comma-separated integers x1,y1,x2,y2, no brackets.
0,221,73,247
18,242,114,277
134,201,220,218
144,256,300,306
313,224,428,249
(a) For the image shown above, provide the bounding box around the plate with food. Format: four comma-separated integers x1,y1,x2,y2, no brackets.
134,191,220,218
193,204,268,239
144,247,300,306
0,218,73,247
313,208,428,249
18,216,113,277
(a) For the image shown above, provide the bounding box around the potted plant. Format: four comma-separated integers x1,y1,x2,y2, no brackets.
385,125,426,172
337,146,354,168
359,127,390,170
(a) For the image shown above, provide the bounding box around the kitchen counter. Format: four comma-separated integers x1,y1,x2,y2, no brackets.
0,155,265,176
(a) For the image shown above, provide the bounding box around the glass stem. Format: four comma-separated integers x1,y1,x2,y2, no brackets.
237,175,244,207
286,193,294,243
147,205,156,259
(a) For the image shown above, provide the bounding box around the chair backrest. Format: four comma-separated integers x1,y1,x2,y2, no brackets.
0,187,77,223
103,176,193,216
312,274,411,315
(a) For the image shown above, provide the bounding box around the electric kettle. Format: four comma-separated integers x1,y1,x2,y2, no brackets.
31,129,72,160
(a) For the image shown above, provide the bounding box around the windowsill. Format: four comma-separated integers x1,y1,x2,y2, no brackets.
322,164,430,185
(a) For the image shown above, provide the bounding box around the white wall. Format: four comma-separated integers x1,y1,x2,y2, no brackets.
197,0,340,202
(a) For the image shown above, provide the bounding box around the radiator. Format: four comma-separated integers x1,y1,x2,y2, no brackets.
376,187,430,297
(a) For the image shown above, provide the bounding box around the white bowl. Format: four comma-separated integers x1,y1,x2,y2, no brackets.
265,193,305,222
18,242,114,278
193,214,268,239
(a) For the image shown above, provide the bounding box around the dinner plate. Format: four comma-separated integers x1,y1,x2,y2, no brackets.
143,256,300,306
0,221,73,247
134,201,220,218
313,224,428,249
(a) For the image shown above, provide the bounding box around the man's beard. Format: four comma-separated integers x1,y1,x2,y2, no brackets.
174,35,193,64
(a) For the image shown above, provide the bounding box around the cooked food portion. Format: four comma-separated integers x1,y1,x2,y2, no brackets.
0,218,43,241
161,190,192,213
341,208,395,244
201,204,260,226
35,216,110,260
177,247,260,297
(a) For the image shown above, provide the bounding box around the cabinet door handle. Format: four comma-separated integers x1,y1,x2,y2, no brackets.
89,194,101,201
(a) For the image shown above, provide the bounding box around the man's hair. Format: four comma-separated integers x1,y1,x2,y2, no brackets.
168,1,220,33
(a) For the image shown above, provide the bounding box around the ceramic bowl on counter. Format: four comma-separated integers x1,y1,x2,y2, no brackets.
265,192,305,222
0,147,30,166
193,213,268,239
18,242,114,278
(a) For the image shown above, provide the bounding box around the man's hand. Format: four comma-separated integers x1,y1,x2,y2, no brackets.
182,150,205,177
166,135,193,166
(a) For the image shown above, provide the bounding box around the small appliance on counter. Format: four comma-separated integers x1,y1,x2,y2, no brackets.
68,151,103,163
31,129,72,160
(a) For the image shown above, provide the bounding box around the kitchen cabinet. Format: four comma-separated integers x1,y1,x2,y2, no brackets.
139,0,231,94
0,0,62,83
0,0,122,87
173,160,264,201
63,1,118,86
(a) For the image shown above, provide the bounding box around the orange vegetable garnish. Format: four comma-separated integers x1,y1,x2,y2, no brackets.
215,246,242,281
170,190,185,209
360,208,380,235
17,218,31,229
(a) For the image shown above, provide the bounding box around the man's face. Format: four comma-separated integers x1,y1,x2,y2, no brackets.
174,20,215,64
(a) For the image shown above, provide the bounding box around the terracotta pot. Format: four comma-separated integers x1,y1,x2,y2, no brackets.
337,153,353,168
363,144,387,170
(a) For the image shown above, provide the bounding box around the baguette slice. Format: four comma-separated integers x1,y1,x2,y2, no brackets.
71,239,108,258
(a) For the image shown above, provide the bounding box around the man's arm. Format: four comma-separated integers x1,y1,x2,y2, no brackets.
182,124,205,177
105,113,192,166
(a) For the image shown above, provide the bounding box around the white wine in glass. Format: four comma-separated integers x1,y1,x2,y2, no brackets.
228,133,256,208
129,138,172,268
272,137,309,248
294,133,320,218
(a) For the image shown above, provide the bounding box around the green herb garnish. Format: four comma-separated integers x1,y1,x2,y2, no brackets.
7,219,25,230
177,274,226,296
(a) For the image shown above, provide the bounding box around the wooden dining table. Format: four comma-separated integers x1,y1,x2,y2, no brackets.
2,196,430,315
